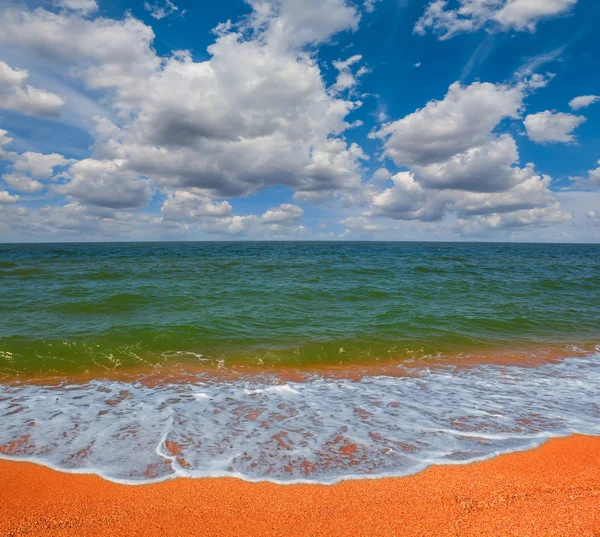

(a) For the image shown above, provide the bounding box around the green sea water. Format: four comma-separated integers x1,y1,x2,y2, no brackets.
1,242,599,377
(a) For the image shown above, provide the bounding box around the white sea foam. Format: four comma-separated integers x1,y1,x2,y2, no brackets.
0,355,599,484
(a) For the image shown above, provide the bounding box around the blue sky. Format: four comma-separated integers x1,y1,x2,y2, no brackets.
0,0,599,241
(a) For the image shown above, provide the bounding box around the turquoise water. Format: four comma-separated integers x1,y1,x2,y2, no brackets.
1,242,599,377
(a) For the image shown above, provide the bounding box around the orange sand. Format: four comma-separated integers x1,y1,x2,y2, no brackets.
0,435,599,536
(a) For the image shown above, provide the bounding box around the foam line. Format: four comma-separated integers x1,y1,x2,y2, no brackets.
0,355,599,484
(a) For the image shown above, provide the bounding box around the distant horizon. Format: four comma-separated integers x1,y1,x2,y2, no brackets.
2,239,600,246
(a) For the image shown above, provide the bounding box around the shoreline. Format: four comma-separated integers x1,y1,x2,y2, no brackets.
1,435,599,536
2,342,597,386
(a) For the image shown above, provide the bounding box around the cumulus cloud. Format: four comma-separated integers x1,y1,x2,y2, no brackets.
260,203,304,224
0,3,367,210
161,190,233,222
372,81,525,166
2,174,44,193
12,152,70,177
569,95,600,111
368,172,449,222
373,168,392,181
1,129,70,193
0,9,160,102
54,159,153,209
366,164,562,224
0,1,586,241
0,60,65,116
244,0,360,49
362,77,569,233
455,203,570,235
415,0,578,40
159,201,305,237
410,134,521,192
524,111,586,144
452,165,556,216
0,191,19,203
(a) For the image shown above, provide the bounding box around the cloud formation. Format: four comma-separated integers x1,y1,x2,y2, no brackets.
415,0,578,40
0,61,65,116
570,161,600,190
524,111,586,144
372,81,525,167
569,95,600,111
358,77,570,234
0,0,594,242
144,0,179,20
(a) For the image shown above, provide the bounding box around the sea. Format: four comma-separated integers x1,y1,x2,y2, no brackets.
0,242,599,483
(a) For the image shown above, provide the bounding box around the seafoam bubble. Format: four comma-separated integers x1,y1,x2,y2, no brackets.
0,355,599,485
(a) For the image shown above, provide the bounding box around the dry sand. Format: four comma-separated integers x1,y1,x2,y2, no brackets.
1,435,599,536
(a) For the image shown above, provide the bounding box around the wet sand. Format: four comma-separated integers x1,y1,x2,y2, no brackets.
0,435,599,536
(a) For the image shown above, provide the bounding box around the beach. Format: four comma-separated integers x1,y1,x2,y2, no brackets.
1,435,599,536
1,0,599,529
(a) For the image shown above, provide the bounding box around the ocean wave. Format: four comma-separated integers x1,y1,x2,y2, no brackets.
1,354,599,485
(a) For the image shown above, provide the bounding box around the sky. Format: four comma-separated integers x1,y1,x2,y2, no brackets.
0,0,599,242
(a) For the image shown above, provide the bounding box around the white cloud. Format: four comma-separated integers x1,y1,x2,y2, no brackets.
340,216,386,233
245,0,360,49
373,168,392,181
415,0,578,40
494,0,577,30
524,111,586,144
569,95,600,111
363,77,569,232
163,202,306,237
13,152,70,177
0,1,589,241
410,134,521,192
2,173,44,193
372,81,525,166
569,160,600,190
0,8,160,103
161,190,233,222
368,171,449,222
0,5,366,207
260,203,304,224
453,164,556,216
455,203,570,235
366,163,563,224
144,0,179,20
332,54,368,92
0,60,65,116
0,191,19,203
54,0,98,15
0,129,71,194
54,159,153,209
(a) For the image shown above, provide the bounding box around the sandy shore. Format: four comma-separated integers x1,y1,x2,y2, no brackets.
0,435,599,536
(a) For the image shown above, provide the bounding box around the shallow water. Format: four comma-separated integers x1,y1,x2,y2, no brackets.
1,355,599,484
